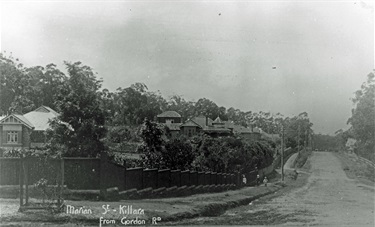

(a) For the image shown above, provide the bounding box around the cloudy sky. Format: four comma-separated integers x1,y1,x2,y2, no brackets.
1,0,373,134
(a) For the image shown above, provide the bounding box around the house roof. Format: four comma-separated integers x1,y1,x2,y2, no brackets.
157,111,181,118
23,106,59,131
191,116,213,128
0,106,59,131
213,116,224,124
180,119,202,128
0,114,34,129
34,105,59,116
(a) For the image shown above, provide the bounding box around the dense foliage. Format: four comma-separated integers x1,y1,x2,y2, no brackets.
46,62,106,157
137,119,275,173
0,53,66,114
346,72,375,161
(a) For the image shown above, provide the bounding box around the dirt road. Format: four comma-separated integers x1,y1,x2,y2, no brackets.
172,152,375,226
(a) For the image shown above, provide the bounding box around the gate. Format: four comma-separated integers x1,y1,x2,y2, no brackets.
19,156,64,212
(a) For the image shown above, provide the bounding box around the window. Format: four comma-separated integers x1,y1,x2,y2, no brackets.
7,131,18,144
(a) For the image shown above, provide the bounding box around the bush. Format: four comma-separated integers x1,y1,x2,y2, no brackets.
191,136,275,173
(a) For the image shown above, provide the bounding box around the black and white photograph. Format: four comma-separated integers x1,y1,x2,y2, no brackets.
0,0,374,226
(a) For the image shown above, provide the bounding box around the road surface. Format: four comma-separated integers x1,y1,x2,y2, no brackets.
172,152,375,226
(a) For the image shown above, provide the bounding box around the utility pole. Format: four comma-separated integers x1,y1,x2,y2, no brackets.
297,124,300,155
281,124,285,182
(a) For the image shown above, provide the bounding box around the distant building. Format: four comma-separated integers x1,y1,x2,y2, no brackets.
203,116,232,137
0,106,59,149
180,119,202,137
157,111,182,124
156,111,261,139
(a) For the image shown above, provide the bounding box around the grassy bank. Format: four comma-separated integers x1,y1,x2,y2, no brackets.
334,151,374,185
293,149,312,169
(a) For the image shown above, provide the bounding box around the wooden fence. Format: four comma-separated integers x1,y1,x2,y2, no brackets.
0,156,238,191
0,150,291,191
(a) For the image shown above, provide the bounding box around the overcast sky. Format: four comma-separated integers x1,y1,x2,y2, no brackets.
1,0,374,134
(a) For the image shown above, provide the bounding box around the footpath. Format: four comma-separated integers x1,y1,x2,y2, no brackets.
0,181,284,226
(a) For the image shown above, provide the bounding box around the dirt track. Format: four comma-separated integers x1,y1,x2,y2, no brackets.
173,151,375,226
274,151,374,226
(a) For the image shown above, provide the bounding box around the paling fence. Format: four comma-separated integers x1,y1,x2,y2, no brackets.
0,150,291,191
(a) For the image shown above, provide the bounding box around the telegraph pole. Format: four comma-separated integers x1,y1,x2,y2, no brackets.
297,124,300,155
281,124,285,181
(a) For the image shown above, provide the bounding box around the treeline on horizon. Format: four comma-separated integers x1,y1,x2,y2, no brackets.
0,52,313,134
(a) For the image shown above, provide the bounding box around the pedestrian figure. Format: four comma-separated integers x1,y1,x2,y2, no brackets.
263,177,268,187
256,174,260,186
242,174,247,186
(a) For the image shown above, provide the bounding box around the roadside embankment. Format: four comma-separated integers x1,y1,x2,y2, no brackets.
0,183,283,226
292,149,312,169
334,151,374,185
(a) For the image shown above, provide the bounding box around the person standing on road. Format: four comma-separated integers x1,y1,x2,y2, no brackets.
263,176,268,187
242,174,247,186
256,174,260,186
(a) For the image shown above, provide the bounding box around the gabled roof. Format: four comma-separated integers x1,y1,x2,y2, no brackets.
0,114,34,129
157,111,181,118
23,106,59,131
34,105,59,116
213,116,224,124
191,116,213,128
0,106,59,131
180,119,202,128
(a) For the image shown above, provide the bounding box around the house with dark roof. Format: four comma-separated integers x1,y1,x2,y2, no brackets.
180,119,202,137
0,106,58,149
190,116,213,128
157,111,182,124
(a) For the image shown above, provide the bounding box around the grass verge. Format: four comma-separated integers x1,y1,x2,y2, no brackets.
334,151,374,185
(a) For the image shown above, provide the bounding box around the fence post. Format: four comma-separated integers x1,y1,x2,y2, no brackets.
58,158,64,205
100,152,108,199
123,160,127,191
24,157,29,206
19,156,24,207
